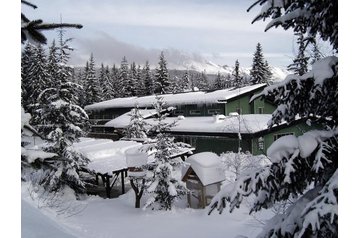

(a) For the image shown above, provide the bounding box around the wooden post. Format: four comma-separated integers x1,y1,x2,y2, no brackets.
105,175,111,198
121,171,125,194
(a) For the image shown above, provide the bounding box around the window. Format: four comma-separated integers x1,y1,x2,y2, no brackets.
208,109,222,115
258,107,264,114
174,110,185,115
189,110,201,115
237,108,242,114
257,137,265,151
273,132,294,141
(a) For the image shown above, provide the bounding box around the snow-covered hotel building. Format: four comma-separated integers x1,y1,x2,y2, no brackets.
84,84,315,155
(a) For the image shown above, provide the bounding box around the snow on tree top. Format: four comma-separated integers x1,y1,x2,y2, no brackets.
267,129,337,163
85,84,266,110
186,152,225,186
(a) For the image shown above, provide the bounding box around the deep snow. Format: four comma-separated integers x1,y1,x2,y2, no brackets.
22,183,274,238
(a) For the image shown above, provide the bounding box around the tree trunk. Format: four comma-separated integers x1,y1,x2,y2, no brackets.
130,178,145,208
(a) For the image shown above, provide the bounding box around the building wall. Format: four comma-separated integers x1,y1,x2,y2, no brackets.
225,95,276,116
172,103,226,117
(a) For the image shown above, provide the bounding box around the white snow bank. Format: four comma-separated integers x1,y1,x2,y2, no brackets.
22,199,76,238
186,152,226,186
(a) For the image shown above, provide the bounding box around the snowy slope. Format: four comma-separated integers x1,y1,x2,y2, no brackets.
167,57,289,81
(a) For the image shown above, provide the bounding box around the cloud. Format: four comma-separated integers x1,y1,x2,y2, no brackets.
69,32,208,67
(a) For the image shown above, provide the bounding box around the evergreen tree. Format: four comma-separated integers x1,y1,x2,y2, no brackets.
310,40,322,65
143,61,154,96
27,43,51,111
224,74,232,88
169,76,181,94
56,28,74,85
124,105,149,140
144,96,188,210
128,62,138,96
110,64,121,98
213,72,224,90
232,60,244,87
135,65,146,96
77,65,88,108
196,71,209,91
46,40,59,88
119,57,131,97
21,42,36,111
181,71,191,92
287,32,309,76
210,1,338,237
154,52,171,94
250,43,270,85
264,60,273,83
104,65,115,100
21,0,82,45
84,53,101,105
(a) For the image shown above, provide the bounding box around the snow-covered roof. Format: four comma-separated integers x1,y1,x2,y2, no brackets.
72,139,143,174
106,114,272,134
105,109,157,128
85,84,266,111
186,152,225,186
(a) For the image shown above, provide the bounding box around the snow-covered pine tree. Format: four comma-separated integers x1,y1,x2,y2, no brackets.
287,31,309,76
137,65,147,96
181,70,191,92
213,72,224,90
84,53,101,105
310,39,322,66
144,96,187,210
196,71,209,91
128,62,138,96
224,73,232,88
232,60,244,87
32,44,90,194
110,64,121,98
26,43,51,112
210,1,338,237
21,42,36,111
263,60,272,84
119,57,132,97
77,65,88,108
46,40,59,88
142,61,154,96
154,51,171,94
250,43,270,85
124,105,149,140
98,63,115,100
104,65,115,100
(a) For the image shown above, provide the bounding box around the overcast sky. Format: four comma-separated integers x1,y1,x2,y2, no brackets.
22,0,298,68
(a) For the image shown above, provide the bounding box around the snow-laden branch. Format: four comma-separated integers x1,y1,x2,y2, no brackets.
250,56,338,128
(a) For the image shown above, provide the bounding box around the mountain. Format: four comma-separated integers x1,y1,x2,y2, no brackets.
167,58,289,82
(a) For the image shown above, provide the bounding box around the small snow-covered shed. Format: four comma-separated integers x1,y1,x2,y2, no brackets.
182,152,225,208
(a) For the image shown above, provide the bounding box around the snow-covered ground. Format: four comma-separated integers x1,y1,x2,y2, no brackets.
22,182,274,238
